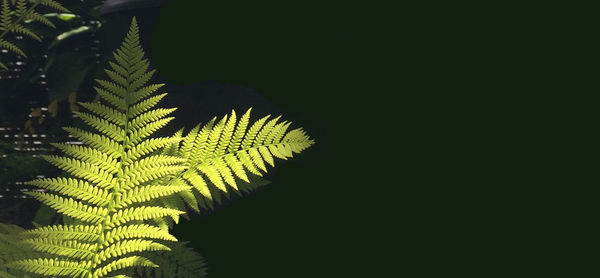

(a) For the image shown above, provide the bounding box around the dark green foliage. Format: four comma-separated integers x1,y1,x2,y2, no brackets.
0,0,69,70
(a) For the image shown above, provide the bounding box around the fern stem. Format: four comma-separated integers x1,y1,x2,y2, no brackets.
0,0,42,42
90,39,134,276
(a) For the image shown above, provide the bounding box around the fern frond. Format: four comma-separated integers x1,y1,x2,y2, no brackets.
237,149,262,176
95,86,127,110
96,79,127,98
130,69,156,91
14,0,26,17
27,178,111,206
26,192,108,224
240,115,270,150
161,129,184,156
113,185,190,209
22,225,100,242
197,115,227,162
215,111,237,156
62,127,122,158
130,108,177,131
169,108,314,210
179,124,201,158
196,164,227,192
78,102,127,126
223,154,250,182
98,240,170,262
24,10,55,28
227,108,252,153
182,171,212,200
50,143,120,173
7,258,91,277
5,15,314,277
125,137,182,163
127,93,168,118
0,0,69,71
21,238,96,260
42,155,117,189
176,188,200,213
131,84,165,104
123,164,186,189
0,38,25,56
0,1,10,30
93,256,157,278
247,148,267,172
188,118,216,162
103,224,176,245
107,206,185,228
8,23,39,40
126,117,175,147
11,18,189,277
156,194,185,224
74,111,126,141
39,0,69,13
104,69,128,88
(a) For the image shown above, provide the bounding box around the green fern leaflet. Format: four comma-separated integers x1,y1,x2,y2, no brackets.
171,108,314,211
0,0,69,70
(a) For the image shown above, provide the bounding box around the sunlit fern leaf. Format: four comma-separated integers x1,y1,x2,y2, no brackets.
6,18,188,278
22,225,101,242
103,224,176,245
20,238,97,260
50,143,120,172
106,206,184,229
178,124,200,158
28,178,112,207
8,258,91,277
77,102,127,126
171,108,314,211
126,137,183,162
176,188,200,213
93,256,158,278
155,194,185,226
131,242,208,278
113,184,190,209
